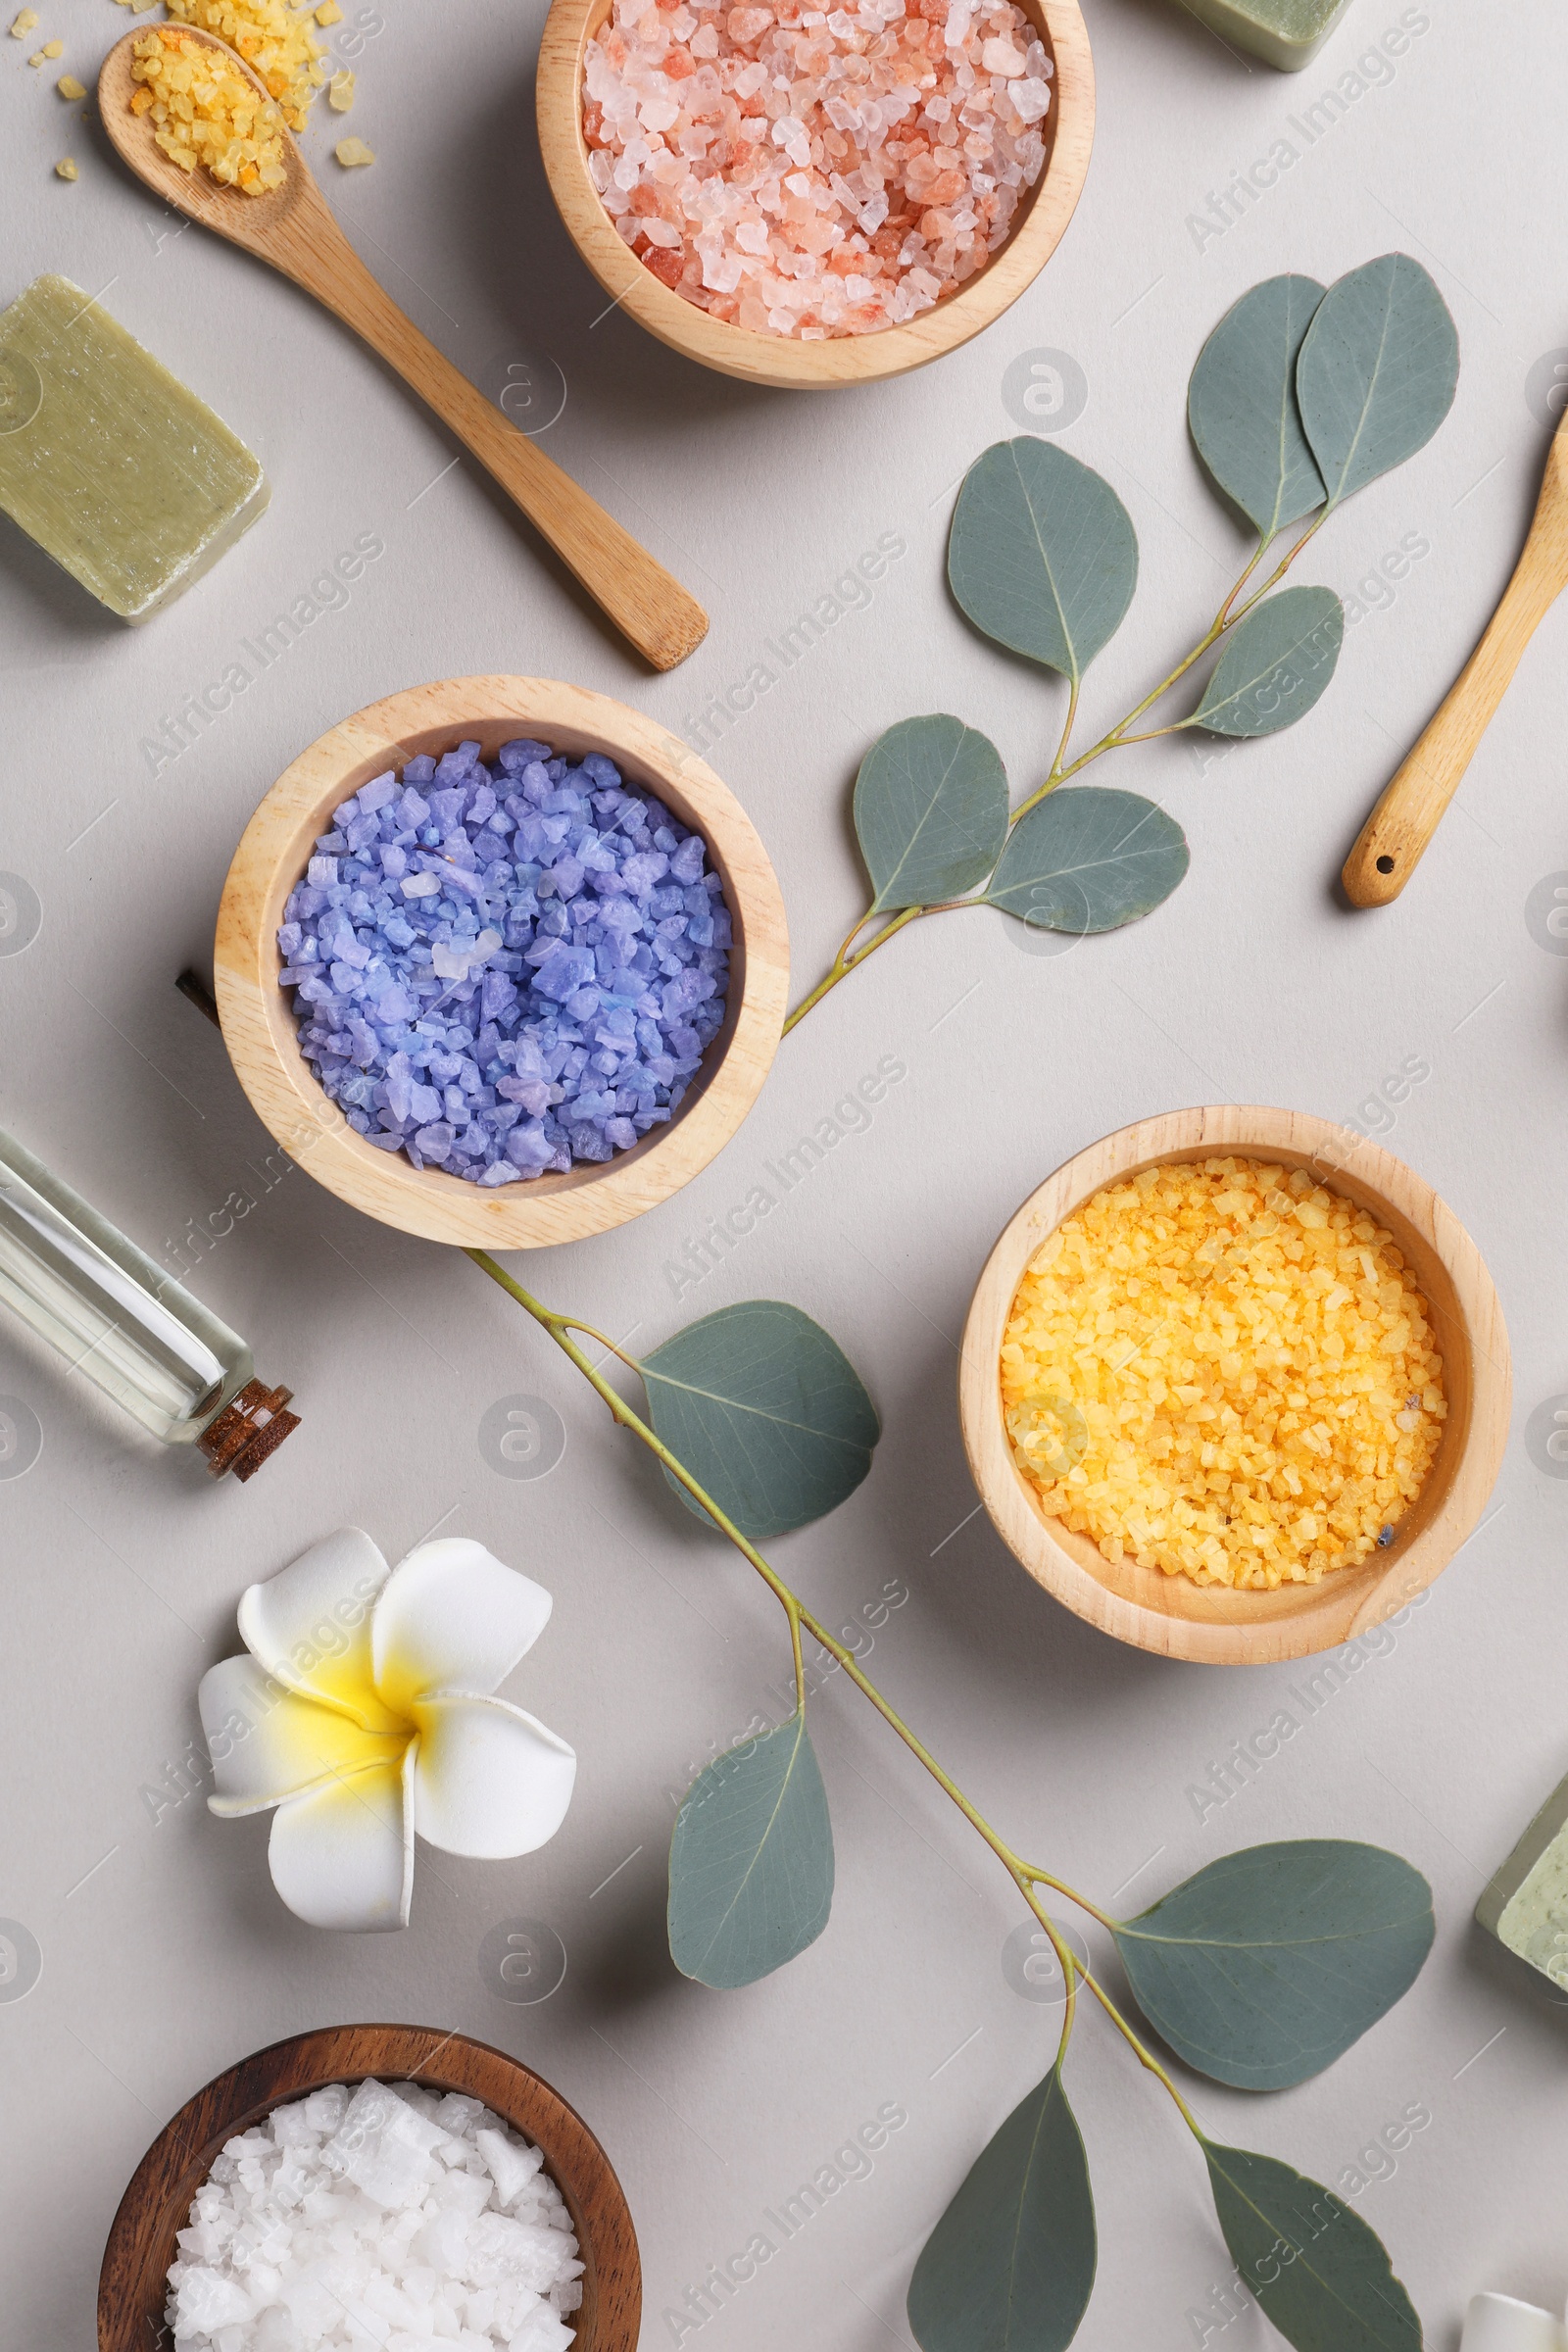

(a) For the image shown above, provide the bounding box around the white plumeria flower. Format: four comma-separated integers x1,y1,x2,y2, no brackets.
197,1528,576,1932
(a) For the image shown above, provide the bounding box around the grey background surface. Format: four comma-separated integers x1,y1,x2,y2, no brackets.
4,0,1568,2345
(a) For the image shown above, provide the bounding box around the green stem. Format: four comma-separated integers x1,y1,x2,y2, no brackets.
1077,1965,1205,2140
1227,511,1324,626
782,511,1333,1034
1010,539,1268,820
788,1596,806,1715
556,1317,643,1375
468,1250,1212,2132
1046,675,1081,789
1214,529,1271,628
780,905,923,1036
472,1258,1096,1922
1018,1865,1116,1935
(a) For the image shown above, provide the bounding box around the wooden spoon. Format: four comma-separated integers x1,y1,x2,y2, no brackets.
1342,404,1568,905
98,27,708,672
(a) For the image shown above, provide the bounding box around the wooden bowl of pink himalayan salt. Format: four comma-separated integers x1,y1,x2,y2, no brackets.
536,0,1094,387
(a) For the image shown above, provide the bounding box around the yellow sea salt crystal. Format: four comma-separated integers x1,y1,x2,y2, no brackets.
55,153,76,175
314,0,341,21
327,63,352,108
57,70,84,94
334,131,372,166
130,23,291,193
1001,1157,1446,1592
9,8,37,32
164,0,323,122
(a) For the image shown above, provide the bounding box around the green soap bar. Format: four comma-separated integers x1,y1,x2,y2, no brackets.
0,273,268,622
1476,1770,1568,1988
1173,0,1353,71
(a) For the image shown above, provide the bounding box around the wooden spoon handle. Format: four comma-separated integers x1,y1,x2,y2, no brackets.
1342,498,1568,907
283,231,708,671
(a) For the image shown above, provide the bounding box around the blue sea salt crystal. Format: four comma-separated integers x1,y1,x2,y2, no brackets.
277,746,731,1186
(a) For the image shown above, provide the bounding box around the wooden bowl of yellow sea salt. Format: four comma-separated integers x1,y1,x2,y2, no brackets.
958,1106,1511,1666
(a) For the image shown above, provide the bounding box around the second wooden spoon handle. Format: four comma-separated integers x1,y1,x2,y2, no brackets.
1342,446,1568,908
291,234,708,672
1341,560,1562,906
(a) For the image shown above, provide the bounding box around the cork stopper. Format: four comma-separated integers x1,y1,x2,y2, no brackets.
198,1379,300,1482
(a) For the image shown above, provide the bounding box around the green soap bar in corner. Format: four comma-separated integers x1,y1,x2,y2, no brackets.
0,273,268,622
1476,1768,1568,1989
1173,0,1353,71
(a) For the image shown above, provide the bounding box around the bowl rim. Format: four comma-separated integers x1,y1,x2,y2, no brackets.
958,1103,1512,1665
535,0,1095,389
96,2022,641,2352
214,675,790,1250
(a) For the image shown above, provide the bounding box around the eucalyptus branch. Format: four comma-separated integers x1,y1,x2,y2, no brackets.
782,517,1296,1035
468,1248,1436,2345
779,262,1457,1048
468,1250,1131,2024
781,526,1256,1031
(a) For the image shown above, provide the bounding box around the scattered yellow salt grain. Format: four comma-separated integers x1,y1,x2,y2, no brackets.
326,63,353,109
334,132,373,167
57,69,84,94
1000,1157,1446,1592
55,152,77,175
314,0,341,22
129,24,289,191
9,8,38,33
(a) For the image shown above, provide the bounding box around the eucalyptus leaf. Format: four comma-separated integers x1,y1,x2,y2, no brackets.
1296,254,1459,510
1189,273,1327,537
668,1710,834,1988
1203,2140,1421,2352
949,439,1139,683
855,715,1010,913
1112,1840,1434,2091
907,2061,1096,2352
642,1300,879,1542
1189,586,1345,738
983,788,1189,935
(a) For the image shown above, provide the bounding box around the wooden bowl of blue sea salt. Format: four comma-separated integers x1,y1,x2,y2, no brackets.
215,677,790,1250
98,2025,641,2352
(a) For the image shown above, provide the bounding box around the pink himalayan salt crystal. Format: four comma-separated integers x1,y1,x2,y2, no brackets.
582,0,1052,340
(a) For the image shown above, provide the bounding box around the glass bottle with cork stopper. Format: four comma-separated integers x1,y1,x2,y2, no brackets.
0,1125,298,1481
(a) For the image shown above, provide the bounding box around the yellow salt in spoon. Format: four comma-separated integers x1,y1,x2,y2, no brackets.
98,25,709,672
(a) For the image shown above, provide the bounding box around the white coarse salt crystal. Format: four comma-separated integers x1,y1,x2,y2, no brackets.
980,34,1022,71
164,2082,580,2352
175,2270,256,2333
1009,74,1052,121
476,2129,545,2206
